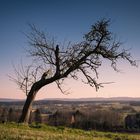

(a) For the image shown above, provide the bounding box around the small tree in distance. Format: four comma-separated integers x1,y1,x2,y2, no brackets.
10,19,137,123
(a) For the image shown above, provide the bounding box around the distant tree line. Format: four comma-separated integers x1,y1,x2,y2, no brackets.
1,106,140,132
125,113,140,131
48,110,140,132
0,107,20,123
48,110,123,131
0,107,41,124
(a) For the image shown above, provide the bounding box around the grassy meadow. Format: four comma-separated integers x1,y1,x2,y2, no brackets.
0,123,140,140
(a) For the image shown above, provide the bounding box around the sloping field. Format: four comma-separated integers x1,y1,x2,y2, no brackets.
0,123,140,140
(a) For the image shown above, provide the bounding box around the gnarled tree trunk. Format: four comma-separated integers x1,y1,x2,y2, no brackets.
18,75,60,123
18,82,41,123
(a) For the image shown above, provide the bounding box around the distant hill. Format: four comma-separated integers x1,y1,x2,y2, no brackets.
41,97,140,102
0,97,140,102
0,98,23,102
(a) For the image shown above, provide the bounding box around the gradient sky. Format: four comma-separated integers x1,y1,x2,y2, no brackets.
0,0,140,99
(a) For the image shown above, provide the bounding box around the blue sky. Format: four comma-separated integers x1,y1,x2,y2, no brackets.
0,0,140,99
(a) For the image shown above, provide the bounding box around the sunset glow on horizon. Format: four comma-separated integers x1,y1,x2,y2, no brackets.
0,0,140,100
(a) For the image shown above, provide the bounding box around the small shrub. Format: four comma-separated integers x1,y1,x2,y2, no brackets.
113,135,129,140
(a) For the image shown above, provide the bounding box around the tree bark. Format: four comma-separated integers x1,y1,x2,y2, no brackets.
18,83,39,123
18,75,61,123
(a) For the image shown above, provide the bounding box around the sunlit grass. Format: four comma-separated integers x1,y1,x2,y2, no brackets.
0,123,140,140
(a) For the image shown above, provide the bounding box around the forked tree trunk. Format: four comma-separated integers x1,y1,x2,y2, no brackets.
18,83,40,123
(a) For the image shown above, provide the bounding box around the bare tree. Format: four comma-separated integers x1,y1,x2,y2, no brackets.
11,19,136,123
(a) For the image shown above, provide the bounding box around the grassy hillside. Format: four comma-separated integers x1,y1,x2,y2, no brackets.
0,123,140,140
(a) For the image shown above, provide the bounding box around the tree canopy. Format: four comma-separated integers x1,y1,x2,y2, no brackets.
12,19,136,94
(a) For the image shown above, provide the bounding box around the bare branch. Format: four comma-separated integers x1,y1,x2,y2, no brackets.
54,45,60,76
55,80,70,95
11,19,137,97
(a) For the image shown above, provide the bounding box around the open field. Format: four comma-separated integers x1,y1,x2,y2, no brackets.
0,123,140,140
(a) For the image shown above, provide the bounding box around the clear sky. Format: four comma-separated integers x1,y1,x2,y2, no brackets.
0,0,140,99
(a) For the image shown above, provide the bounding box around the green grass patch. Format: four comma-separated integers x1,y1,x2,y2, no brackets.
0,123,140,140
